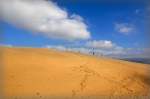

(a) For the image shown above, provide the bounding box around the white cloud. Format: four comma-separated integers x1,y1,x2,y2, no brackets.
44,40,126,56
71,14,84,21
0,0,90,40
45,45,91,54
0,44,13,47
44,44,125,57
86,40,116,49
115,23,134,35
44,44,150,59
46,45,66,51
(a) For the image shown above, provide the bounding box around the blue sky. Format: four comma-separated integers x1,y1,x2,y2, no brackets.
0,0,149,57
61,1,148,48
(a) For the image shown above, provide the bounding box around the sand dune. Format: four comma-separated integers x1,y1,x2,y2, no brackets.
1,47,150,99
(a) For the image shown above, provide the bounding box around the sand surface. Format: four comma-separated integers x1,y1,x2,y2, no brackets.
1,47,150,99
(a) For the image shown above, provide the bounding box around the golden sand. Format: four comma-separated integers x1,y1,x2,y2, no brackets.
1,47,150,98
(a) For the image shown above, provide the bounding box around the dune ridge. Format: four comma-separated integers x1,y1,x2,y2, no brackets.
1,47,150,99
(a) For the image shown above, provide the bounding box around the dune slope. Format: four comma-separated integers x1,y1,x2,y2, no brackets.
1,47,150,98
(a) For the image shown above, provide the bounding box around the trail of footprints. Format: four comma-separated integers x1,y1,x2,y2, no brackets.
71,64,100,97
71,64,147,97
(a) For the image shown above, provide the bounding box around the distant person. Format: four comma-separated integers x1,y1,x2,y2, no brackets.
92,52,95,55
92,48,95,55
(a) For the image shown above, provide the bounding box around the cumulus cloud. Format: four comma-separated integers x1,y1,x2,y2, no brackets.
86,40,116,49
0,0,91,40
44,40,126,57
45,44,150,59
84,40,124,56
44,44,125,57
115,23,134,35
